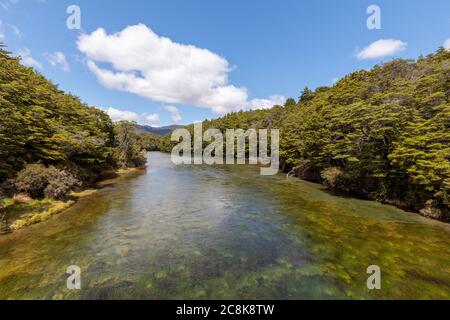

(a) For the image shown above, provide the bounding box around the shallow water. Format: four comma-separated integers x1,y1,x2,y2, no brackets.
0,152,449,299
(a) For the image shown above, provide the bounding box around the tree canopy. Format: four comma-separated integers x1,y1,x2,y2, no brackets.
159,48,449,220
0,45,145,190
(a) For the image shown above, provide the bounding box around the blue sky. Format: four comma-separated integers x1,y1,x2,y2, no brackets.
1,0,449,126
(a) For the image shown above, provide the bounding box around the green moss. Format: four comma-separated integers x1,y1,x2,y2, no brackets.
1,197,75,231
0,154,449,300
70,189,98,198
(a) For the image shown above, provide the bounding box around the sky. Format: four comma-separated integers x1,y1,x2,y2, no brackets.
0,0,449,126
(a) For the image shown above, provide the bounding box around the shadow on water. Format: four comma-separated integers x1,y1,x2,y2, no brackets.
0,152,449,299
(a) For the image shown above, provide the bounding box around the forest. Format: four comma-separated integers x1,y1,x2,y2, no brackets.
158,48,450,221
0,45,146,231
1,45,449,224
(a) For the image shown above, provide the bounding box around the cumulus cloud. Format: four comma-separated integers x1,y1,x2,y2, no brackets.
163,106,182,122
145,113,160,122
106,107,161,125
248,95,286,110
106,107,139,122
444,39,450,50
18,48,43,69
77,24,283,114
356,39,407,60
45,51,70,72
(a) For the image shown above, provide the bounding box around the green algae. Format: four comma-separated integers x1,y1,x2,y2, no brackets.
0,152,448,300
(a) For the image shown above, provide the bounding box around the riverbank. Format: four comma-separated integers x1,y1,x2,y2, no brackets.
0,167,145,235
152,148,449,223
290,173,449,223
0,152,448,300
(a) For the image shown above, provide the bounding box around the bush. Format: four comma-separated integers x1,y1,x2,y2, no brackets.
44,170,79,200
14,164,79,200
14,164,50,198
321,167,347,190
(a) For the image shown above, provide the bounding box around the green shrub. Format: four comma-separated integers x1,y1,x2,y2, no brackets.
321,167,347,190
44,170,79,200
14,164,50,198
14,164,79,200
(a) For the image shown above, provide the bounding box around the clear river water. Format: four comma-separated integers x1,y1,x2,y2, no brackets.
0,152,449,299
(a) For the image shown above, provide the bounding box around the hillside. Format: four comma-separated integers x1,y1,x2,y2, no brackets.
0,44,148,232
1,43,449,222
161,48,450,221
0,45,145,185
137,125,184,136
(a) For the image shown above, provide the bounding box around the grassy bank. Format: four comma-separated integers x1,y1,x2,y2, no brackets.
0,167,145,234
0,198,75,232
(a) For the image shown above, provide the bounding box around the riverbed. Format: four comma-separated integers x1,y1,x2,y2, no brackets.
0,152,448,299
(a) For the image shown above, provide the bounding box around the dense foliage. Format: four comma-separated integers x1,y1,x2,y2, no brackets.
139,132,163,152
0,45,146,200
113,121,146,168
160,49,450,220
14,164,79,200
1,42,448,220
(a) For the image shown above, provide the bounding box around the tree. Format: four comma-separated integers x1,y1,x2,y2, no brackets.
284,98,297,108
113,121,146,168
14,164,79,200
298,87,313,104
139,133,162,151
182,48,450,220
0,44,117,184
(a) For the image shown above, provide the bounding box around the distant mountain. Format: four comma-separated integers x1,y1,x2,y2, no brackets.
137,125,184,136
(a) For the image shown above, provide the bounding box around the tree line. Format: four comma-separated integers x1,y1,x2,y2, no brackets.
157,48,449,221
1,43,448,221
0,45,146,201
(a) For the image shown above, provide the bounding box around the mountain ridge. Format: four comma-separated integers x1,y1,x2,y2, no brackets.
137,125,184,136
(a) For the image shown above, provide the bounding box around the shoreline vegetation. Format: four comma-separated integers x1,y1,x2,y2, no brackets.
0,167,144,234
0,44,148,234
156,48,450,222
1,43,449,230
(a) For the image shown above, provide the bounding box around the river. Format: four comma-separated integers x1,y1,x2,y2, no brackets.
0,152,449,299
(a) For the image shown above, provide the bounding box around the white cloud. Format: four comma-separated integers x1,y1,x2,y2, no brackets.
0,20,5,39
106,107,139,122
444,39,450,50
356,39,407,60
77,24,282,115
0,20,22,39
45,51,70,72
106,107,161,125
145,113,160,122
163,105,182,122
18,48,43,69
0,0,19,11
8,23,21,37
247,95,286,110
